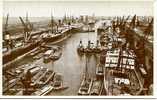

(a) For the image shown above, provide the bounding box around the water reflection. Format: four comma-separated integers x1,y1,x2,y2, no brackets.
48,32,98,95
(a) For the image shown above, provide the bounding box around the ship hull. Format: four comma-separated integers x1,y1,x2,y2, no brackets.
3,41,40,66
3,28,79,69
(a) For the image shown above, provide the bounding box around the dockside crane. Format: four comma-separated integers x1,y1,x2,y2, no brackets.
116,16,119,27
19,13,34,44
123,16,130,26
136,16,140,27
136,18,153,94
130,14,136,29
135,18,153,64
119,16,124,27
120,16,129,30
121,15,130,32
19,16,32,43
3,14,13,50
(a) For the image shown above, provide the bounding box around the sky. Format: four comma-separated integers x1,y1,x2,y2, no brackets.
3,1,153,17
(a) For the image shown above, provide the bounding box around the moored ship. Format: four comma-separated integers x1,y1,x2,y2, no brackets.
78,57,93,95
104,48,142,95
3,14,78,67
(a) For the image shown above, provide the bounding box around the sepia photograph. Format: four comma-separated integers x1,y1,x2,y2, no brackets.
2,0,154,97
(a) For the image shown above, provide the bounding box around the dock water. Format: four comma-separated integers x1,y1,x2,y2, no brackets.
5,32,100,95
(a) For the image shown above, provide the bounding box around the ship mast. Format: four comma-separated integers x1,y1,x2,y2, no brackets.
51,12,54,34
19,17,30,43
85,56,89,81
26,12,33,31
87,24,90,49
4,14,9,38
26,12,28,27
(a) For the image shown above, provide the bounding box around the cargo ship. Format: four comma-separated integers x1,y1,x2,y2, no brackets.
104,48,142,95
3,14,79,67
98,15,153,95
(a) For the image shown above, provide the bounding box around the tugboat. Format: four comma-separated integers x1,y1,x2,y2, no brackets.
93,40,102,53
84,40,93,53
77,40,84,54
77,40,102,55
78,57,93,95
